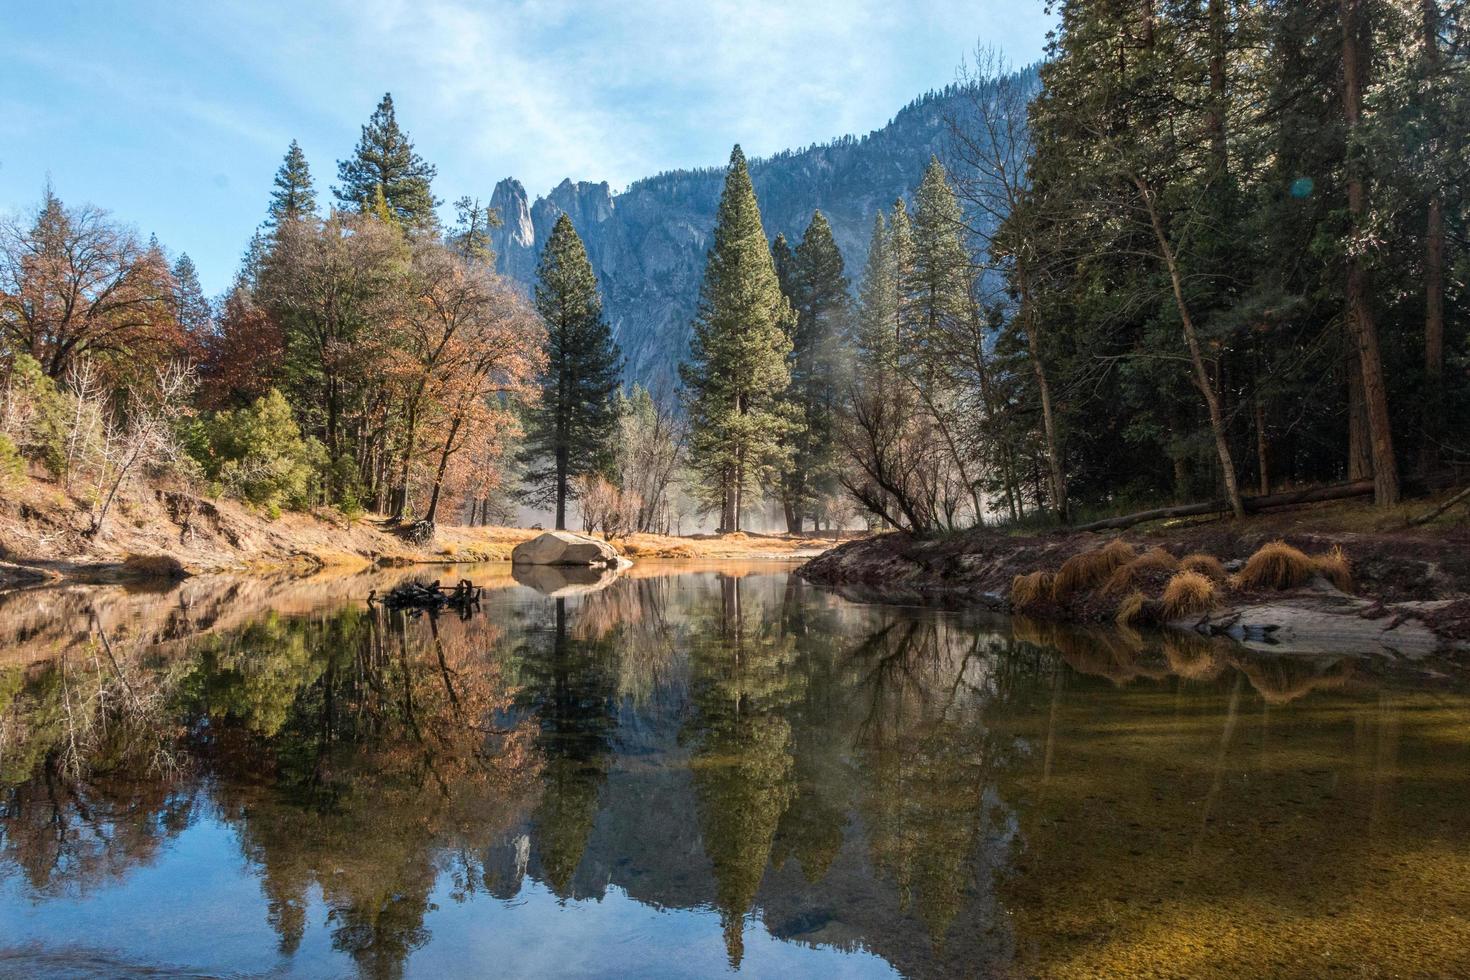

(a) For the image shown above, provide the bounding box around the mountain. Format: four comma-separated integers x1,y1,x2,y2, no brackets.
489,72,1037,394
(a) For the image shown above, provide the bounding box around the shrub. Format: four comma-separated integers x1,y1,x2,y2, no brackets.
1102,547,1179,594
1052,539,1135,600
0,433,22,486
1179,552,1228,582
1232,540,1317,591
122,553,187,580
1010,570,1055,610
192,390,325,514
1161,570,1217,621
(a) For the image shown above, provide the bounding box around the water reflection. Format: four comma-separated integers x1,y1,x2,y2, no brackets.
1,567,1468,978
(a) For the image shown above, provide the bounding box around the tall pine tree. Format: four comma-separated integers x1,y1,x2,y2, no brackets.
335,93,440,229
680,146,794,533
777,211,850,532
268,140,317,227
519,213,622,529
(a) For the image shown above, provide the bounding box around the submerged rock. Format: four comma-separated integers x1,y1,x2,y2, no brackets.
510,530,623,567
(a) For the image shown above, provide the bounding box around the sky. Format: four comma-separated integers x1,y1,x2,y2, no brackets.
1,0,1055,295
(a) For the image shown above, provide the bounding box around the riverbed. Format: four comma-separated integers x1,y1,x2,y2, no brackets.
2,562,1468,977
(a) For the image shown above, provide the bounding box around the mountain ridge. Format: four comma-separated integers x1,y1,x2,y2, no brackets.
489,72,1037,393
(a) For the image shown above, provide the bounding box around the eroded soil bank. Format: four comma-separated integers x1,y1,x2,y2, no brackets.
798,504,1470,655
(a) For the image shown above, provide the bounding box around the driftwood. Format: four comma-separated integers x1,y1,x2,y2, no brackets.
1071,480,1377,533
369,579,482,613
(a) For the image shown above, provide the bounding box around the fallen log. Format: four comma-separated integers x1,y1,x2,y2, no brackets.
1407,485,1470,527
1071,480,1377,533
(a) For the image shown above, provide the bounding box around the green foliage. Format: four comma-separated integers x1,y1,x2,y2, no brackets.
776,211,851,530
518,213,622,528
267,139,317,227
680,146,795,530
0,433,22,485
191,389,325,513
334,93,440,228
3,353,68,478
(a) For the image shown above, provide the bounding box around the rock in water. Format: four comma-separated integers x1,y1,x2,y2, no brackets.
511,530,622,566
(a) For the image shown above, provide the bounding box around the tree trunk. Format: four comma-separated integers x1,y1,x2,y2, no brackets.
1342,0,1401,506
1019,275,1067,519
1136,177,1246,519
1254,390,1270,497
1347,358,1373,480
1420,0,1445,475
424,416,462,525
554,445,568,530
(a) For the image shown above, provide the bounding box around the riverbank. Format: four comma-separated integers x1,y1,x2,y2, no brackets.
798,498,1470,655
0,473,830,590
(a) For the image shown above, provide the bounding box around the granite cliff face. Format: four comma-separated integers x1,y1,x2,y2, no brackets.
489,78,1033,392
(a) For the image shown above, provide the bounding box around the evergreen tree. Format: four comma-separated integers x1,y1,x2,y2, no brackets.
450,196,500,264
171,253,212,338
680,146,795,533
334,93,440,229
519,213,622,529
777,211,850,532
267,140,316,227
771,232,798,303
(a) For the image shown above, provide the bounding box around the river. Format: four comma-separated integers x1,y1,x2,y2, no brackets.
1,562,1467,978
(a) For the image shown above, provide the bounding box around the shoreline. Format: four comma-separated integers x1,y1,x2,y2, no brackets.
797,505,1470,656
0,476,834,591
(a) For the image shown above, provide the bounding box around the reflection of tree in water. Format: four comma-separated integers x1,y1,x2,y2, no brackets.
848,611,1032,949
2,604,539,980
682,574,799,967
508,597,620,897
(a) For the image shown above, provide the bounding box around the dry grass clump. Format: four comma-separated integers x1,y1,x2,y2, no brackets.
1313,545,1353,592
1232,539,1353,592
1011,571,1056,610
1101,546,1179,595
1161,570,1217,621
1115,590,1149,627
1232,539,1317,590
1052,539,1135,600
1178,552,1228,583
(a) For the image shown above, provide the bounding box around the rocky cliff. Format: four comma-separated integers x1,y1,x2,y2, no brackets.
489,76,1036,392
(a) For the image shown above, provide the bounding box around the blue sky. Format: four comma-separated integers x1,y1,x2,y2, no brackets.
1,1,1054,295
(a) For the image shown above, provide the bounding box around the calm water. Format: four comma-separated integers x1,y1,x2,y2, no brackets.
1,563,1468,978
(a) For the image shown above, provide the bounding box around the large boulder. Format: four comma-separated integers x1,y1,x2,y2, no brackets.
511,530,622,567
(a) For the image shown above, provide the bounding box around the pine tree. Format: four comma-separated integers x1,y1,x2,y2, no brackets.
267,140,316,227
451,196,500,264
778,211,850,532
679,146,795,533
172,253,212,338
519,213,622,529
334,93,440,228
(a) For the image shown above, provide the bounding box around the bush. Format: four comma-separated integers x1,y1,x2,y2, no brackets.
190,390,324,514
2,354,68,478
0,433,23,486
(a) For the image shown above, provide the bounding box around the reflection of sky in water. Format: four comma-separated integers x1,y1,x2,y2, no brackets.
0,815,896,977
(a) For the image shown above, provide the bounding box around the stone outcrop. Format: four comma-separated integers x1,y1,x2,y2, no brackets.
510,530,622,567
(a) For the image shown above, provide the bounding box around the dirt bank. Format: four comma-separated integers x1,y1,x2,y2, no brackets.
0,473,830,589
798,500,1470,655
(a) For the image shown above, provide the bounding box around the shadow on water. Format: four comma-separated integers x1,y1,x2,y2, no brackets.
1,566,1468,977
